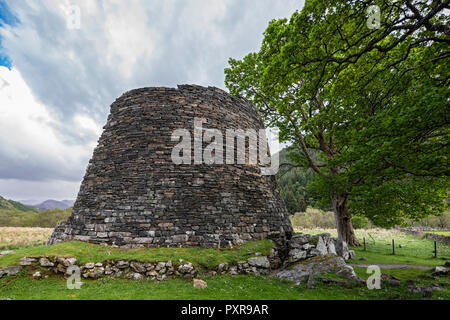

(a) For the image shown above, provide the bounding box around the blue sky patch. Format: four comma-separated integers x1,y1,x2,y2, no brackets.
0,0,19,68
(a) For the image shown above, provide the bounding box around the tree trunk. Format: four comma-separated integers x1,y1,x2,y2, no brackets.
331,195,360,246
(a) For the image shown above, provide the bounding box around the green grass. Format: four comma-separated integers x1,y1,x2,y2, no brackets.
1,270,448,300
425,230,450,236
0,240,274,270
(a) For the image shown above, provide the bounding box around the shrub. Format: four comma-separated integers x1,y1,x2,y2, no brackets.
351,215,372,229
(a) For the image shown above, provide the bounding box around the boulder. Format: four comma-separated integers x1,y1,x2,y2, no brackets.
276,255,364,285
193,279,208,289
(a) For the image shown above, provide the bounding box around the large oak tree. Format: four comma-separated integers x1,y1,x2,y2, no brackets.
225,0,449,245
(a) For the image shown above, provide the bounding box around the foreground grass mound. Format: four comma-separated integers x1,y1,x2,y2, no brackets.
1,270,448,300
0,240,274,270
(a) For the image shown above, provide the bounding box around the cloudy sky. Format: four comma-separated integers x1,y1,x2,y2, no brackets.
0,0,304,202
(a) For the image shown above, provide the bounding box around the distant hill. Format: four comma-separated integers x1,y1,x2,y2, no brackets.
30,199,75,211
0,196,36,212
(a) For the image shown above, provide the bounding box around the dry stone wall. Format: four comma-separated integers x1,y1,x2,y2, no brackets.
48,85,293,248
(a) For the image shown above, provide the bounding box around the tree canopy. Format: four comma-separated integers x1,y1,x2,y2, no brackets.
225,0,449,244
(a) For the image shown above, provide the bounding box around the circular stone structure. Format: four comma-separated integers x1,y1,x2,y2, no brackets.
48,85,293,248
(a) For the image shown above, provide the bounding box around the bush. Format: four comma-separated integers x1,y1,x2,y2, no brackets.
351,215,372,229
409,210,450,229
290,208,335,229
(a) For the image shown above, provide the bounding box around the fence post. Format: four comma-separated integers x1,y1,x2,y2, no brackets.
363,237,366,251
434,241,437,258
392,239,395,255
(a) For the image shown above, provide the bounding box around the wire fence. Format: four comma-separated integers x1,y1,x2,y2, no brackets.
359,235,450,260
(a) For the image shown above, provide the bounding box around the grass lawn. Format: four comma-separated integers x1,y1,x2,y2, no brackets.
1,271,448,300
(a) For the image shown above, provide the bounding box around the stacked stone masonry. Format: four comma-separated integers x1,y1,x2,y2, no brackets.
48,85,293,247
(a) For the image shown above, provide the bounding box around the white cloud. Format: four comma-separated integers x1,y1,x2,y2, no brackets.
0,66,97,182
0,0,304,200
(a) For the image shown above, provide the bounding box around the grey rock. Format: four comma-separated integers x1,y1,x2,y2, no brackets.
247,256,270,269
218,263,229,272
288,249,307,262
116,260,129,269
432,266,448,276
130,261,146,273
0,266,22,278
127,272,144,281
178,262,194,274
348,250,356,260
290,234,312,248
39,257,54,267
19,257,37,266
0,250,14,256
315,236,328,255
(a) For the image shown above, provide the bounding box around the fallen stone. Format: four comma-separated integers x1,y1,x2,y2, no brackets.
0,250,14,256
32,271,41,278
432,266,448,276
193,279,207,289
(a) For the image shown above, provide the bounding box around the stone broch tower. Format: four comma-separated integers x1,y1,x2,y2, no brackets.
48,85,293,248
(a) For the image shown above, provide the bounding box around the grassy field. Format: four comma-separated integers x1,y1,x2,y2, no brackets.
0,227,448,300
0,227,53,250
